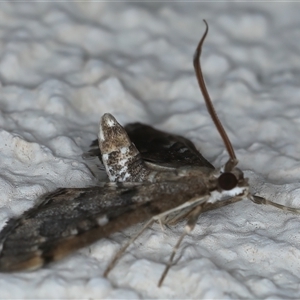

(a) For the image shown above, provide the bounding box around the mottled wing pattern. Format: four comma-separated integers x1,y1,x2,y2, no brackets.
0,186,138,271
87,122,214,169
0,175,207,272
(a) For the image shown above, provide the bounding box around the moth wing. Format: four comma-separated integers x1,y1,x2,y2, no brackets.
86,122,214,169
0,176,205,272
0,185,140,272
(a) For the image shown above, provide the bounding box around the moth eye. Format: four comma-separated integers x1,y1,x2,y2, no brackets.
218,172,238,190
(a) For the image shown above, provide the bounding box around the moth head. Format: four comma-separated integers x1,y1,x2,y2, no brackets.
218,172,239,191
212,159,249,201
204,167,248,206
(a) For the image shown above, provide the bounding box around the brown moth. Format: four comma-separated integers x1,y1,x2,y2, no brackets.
0,20,298,287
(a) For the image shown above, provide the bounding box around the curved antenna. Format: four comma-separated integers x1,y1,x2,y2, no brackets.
193,20,236,161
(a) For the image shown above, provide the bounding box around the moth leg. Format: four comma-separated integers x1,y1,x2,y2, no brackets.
165,195,244,227
250,195,300,214
158,205,203,287
158,218,167,232
103,218,155,278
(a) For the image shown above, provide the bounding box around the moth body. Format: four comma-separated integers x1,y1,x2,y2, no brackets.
0,112,249,273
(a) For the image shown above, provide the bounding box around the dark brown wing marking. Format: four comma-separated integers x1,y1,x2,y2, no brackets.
87,122,214,169
0,175,207,272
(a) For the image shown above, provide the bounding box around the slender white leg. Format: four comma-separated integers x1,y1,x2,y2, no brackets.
158,205,203,287
104,218,155,277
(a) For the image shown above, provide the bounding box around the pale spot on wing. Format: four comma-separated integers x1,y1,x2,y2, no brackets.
98,121,105,141
120,146,129,154
179,148,188,153
97,215,109,226
70,229,78,235
119,158,129,166
106,118,116,127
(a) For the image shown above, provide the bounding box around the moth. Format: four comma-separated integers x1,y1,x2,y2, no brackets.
0,20,298,287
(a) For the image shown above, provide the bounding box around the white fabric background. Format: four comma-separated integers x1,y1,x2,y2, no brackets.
0,2,300,298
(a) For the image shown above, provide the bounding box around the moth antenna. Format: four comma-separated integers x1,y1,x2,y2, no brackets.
250,195,300,214
194,20,236,161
